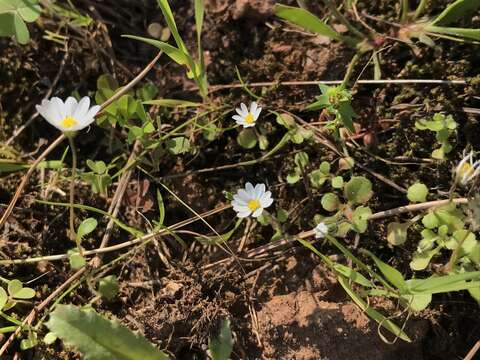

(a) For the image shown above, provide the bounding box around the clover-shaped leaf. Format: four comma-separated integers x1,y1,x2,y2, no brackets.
8,279,35,299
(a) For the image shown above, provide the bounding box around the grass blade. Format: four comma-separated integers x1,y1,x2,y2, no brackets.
431,0,480,26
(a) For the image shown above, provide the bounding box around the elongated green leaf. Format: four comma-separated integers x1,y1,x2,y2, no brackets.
143,99,201,108
46,305,169,360
333,263,372,287
122,35,189,65
362,250,407,291
208,319,233,360
406,271,480,294
156,190,165,227
157,0,187,52
431,0,480,26
194,0,204,47
274,4,340,40
337,276,411,342
426,25,480,41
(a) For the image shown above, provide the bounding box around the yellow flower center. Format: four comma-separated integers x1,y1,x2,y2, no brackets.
60,116,78,129
245,113,255,124
459,162,473,178
247,199,261,212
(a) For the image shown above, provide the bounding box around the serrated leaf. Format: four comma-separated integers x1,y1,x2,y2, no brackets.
46,305,169,360
166,137,190,154
76,218,98,242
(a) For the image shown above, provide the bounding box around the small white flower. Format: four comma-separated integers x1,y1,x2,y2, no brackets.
36,96,101,133
455,151,480,186
231,182,273,218
232,102,262,128
314,222,329,239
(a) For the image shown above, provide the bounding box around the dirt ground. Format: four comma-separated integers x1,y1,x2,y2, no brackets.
1,0,480,359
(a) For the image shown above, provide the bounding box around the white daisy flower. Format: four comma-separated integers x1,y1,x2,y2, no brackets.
232,102,262,128
314,222,329,239
231,182,273,218
36,96,101,133
455,151,480,186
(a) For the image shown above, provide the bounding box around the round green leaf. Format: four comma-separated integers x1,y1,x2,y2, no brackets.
344,176,373,204
387,222,409,246
13,287,35,299
237,129,257,149
407,183,428,203
7,279,22,296
321,193,340,212
331,176,343,189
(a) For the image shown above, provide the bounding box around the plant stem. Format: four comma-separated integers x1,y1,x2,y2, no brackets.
342,53,360,87
67,136,80,254
400,0,409,23
412,0,428,20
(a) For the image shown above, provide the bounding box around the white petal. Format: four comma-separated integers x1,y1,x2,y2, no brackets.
240,103,248,114
235,189,250,203
237,210,252,218
232,115,244,122
254,106,262,119
73,96,91,120
245,182,255,194
254,183,266,198
235,107,247,117
251,207,264,217
51,97,66,120
250,102,258,114
84,104,101,120
64,97,78,117
260,195,273,208
241,121,255,128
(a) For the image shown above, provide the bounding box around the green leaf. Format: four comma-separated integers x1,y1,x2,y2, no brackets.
76,218,98,243
331,176,344,189
208,319,233,360
156,190,165,227
333,264,372,287
274,4,341,40
321,193,340,212
0,0,40,44
351,206,372,233
97,74,119,91
410,248,438,271
47,305,169,360
98,276,119,301
69,253,86,270
431,0,480,26
344,176,373,204
7,279,22,296
401,294,432,311
286,171,301,184
406,271,480,294
123,35,189,65
363,250,407,291
0,0,41,21
276,209,288,223
166,137,190,154
0,287,8,310
337,101,356,132
337,276,411,342
407,183,428,203
0,13,29,44
387,222,409,246
157,0,187,52
12,287,35,299
44,332,58,345
309,169,327,188
237,128,257,149
294,152,309,169
426,25,480,41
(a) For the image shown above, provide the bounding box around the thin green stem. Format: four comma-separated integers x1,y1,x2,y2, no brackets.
67,136,80,255
400,0,409,22
413,0,428,20
342,53,361,88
